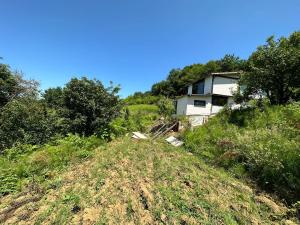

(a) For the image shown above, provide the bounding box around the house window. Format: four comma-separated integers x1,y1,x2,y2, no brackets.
192,80,205,94
194,100,206,107
212,96,228,106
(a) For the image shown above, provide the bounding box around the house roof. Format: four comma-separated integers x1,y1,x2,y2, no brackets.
188,71,241,87
210,71,241,76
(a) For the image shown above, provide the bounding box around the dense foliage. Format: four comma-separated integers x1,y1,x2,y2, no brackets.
0,64,18,108
156,96,175,118
0,98,60,151
0,63,121,152
239,31,300,104
60,78,121,136
183,102,300,204
0,64,39,109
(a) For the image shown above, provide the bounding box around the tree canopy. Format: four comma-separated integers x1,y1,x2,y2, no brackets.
62,77,121,135
239,31,300,104
0,64,18,108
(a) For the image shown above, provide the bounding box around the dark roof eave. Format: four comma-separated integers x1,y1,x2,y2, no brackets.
186,71,242,87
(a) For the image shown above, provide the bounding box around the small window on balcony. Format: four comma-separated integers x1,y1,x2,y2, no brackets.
192,80,204,94
212,96,228,106
194,100,206,107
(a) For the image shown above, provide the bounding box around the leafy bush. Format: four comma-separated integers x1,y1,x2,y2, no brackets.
0,98,62,152
184,102,300,204
0,134,103,196
57,77,121,136
156,97,175,119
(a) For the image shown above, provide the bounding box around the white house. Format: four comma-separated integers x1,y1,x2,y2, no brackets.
175,72,240,125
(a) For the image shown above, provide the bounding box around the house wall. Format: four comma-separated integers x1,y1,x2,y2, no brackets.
212,76,238,96
187,76,213,95
177,96,238,116
186,96,212,116
211,96,235,114
204,76,213,94
176,96,188,115
187,85,192,95
177,75,239,117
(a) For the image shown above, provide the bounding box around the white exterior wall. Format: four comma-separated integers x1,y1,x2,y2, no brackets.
186,96,212,116
176,75,240,117
187,76,212,95
177,96,213,116
211,105,223,114
213,77,238,96
176,96,238,116
187,85,192,95
204,76,212,94
176,96,188,115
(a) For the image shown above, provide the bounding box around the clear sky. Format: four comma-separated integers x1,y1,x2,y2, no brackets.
0,0,299,97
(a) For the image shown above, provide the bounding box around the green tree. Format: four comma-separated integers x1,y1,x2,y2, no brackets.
217,54,246,72
0,64,18,108
62,77,121,136
240,31,300,104
0,64,39,109
156,97,175,119
42,87,64,108
0,98,59,152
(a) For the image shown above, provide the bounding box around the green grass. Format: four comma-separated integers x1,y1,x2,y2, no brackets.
110,104,159,136
0,134,104,197
127,104,159,113
1,137,298,224
183,102,300,204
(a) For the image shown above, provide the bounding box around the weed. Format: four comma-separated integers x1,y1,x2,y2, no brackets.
184,102,300,204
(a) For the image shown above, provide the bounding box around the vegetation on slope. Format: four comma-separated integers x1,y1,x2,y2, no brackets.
1,137,298,224
184,102,300,204
110,104,160,136
0,135,103,197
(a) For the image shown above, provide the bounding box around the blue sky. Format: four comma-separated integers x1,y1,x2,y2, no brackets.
0,0,299,97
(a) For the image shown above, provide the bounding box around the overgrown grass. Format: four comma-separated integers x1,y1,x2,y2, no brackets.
183,102,300,204
0,137,298,224
0,134,103,196
110,104,159,136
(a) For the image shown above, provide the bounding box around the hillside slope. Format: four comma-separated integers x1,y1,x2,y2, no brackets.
0,137,298,225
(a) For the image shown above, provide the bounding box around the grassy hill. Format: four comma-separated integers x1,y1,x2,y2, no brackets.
184,102,300,204
0,137,298,224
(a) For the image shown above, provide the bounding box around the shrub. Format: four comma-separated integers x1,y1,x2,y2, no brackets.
156,97,175,119
0,98,61,152
61,77,121,136
184,102,300,204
